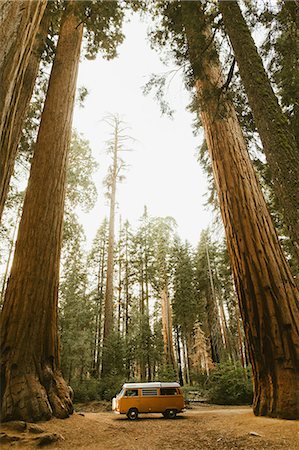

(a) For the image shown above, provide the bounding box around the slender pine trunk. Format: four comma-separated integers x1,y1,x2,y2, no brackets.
176,327,184,386
161,287,176,369
102,125,118,376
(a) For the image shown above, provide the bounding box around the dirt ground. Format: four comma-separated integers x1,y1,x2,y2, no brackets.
1,404,298,449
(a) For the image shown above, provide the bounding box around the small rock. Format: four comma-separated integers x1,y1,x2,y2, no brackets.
35,432,64,447
217,437,222,442
78,412,85,417
249,431,263,437
0,432,22,443
3,421,27,432
28,424,45,434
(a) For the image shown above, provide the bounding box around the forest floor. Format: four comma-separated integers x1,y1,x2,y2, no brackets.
1,403,298,449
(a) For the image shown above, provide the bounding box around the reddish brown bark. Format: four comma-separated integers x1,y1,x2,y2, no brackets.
218,0,299,259
182,2,299,419
0,4,83,422
0,0,47,221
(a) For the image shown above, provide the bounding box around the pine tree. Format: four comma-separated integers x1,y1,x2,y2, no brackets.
101,114,132,376
87,219,109,378
60,226,93,385
195,232,223,364
172,239,198,382
151,217,177,371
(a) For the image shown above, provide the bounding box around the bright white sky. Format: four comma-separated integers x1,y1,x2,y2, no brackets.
72,14,214,248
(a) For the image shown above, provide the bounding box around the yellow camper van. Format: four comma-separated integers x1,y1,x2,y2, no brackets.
112,382,185,420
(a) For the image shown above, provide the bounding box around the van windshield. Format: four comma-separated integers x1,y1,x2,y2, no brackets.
117,389,125,398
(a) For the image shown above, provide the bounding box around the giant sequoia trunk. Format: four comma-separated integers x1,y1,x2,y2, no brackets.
218,0,299,259
0,0,47,221
182,3,299,419
0,5,83,422
0,9,49,222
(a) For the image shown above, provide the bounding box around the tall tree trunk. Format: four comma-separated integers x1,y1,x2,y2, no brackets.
0,0,47,221
102,123,118,376
206,245,222,362
182,2,299,419
124,223,131,378
0,201,22,306
0,4,83,422
182,337,190,385
117,221,122,334
95,231,107,377
139,268,146,381
175,327,184,386
218,0,299,259
161,287,176,369
143,210,152,381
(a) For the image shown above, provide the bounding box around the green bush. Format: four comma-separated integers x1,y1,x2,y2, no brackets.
207,363,253,405
158,364,178,382
71,378,102,403
70,375,126,403
98,375,126,401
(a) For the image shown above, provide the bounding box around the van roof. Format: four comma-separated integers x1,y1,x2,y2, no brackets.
122,382,181,389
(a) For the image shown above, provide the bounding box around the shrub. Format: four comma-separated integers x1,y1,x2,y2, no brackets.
158,364,178,382
98,375,126,401
71,378,102,403
70,375,126,403
207,363,253,405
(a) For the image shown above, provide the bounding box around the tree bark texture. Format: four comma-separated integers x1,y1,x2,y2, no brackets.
182,2,299,419
218,0,299,259
0,5,83,422
0,0,47,221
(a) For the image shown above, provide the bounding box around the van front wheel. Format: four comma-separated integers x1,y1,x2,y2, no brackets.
127,408,138,420
164,409,177,419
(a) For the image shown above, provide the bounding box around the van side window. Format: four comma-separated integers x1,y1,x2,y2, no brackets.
160,388,178,396
125,389,138,397
142,389,158,396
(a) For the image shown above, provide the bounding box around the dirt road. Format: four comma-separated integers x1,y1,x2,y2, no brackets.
1,405,298,449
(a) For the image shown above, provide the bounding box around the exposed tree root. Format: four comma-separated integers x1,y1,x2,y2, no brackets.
1,363,73,422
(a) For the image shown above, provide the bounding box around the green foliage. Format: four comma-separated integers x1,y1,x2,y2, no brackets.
77,1,125,60
98,375,126,401
71,375,126,403
259,2,299,141
188,370,209,389
172,238,198,335
71,379,102,403
59,223,94,385
207,364,253,405
158,364,178,382
66,131,98,213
